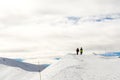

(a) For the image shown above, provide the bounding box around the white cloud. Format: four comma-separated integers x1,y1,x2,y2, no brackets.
34,0,120,16
0,0,120,16
0,0,120,26
0,0,120,60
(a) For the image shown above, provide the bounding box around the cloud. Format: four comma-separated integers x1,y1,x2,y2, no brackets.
0,0,120,26
0,0,120,58
34,0,120,16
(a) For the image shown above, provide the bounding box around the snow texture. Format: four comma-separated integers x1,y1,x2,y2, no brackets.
0,57,48,80
42,54,120,80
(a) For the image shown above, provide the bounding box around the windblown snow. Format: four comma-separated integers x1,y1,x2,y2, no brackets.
42,54,120,80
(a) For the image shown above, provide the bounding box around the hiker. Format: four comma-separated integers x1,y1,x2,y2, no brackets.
76,48,79,55
80,47,83,55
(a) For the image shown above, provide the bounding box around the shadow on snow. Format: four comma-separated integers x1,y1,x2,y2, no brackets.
0,57,49,72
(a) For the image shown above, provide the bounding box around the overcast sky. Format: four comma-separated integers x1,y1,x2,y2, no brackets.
0,0,120,58
0,0,120,15
0,0,120,26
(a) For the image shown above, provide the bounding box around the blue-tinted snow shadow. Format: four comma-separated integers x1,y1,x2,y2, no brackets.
0,57,50,72
15,58,24,62
100,52,120,57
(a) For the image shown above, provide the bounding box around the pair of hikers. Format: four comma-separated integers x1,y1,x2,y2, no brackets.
76,47,83,55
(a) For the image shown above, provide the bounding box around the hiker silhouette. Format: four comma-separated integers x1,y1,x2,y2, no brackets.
80,47,83,55
76,48,79,55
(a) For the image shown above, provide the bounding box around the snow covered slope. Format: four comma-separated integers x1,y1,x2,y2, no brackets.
0,57,48,80
41,54,120,80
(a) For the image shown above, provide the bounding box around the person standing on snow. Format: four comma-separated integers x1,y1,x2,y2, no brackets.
76,48,79,55
80,47,83,55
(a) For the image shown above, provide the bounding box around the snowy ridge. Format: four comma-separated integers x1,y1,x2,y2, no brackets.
0,57,48,72
0,57,48,80
41,54,120,80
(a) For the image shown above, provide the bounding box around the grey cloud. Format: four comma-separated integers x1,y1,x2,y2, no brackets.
35,0,120,16
1,0,120,26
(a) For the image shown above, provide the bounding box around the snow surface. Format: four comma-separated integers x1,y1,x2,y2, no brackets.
0,0,120,79
0,57,48,80
42,54,120,80
1,53,120,80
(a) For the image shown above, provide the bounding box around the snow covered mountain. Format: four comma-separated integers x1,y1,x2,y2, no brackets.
0,0,120,79
1,52,120,80
41,54,120,80
0,57,48,80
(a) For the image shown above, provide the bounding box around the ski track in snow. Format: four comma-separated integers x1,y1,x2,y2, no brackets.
42,54,120,80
